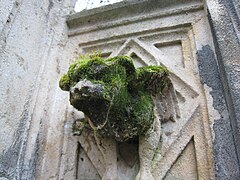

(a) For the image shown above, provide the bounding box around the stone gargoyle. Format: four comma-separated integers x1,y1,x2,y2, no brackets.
59,55,179,180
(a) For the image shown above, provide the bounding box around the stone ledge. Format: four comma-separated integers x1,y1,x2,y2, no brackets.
67,0,204,35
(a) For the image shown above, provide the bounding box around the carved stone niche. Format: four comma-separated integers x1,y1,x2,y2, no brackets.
45,0,218,179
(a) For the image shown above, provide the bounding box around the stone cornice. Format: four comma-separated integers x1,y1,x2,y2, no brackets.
67,0,204,36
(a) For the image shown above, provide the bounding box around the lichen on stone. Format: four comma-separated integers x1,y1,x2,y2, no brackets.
59,55,171,142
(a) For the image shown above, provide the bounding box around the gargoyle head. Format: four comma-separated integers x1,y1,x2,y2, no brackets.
59,56,171,142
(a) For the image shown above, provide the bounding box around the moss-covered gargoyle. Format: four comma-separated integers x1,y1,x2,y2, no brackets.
59,55,178,180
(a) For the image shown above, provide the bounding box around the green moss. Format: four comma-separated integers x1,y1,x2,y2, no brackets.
135,65,170,95
59,55,171,142
59,74,70,91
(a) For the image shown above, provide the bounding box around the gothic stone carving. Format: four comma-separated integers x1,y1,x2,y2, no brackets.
59,56,179,179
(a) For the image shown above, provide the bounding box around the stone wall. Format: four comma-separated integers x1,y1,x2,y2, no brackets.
207,0,240,178
0,0,239,179
0,0,76,179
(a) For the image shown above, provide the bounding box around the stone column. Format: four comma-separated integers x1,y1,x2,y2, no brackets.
207,0,240,178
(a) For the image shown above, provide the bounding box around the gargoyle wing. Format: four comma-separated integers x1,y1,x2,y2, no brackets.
154,81,180,122
135,66,180,122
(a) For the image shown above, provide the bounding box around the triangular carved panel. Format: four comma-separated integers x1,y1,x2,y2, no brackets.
130,52,147,68
154,40,184,68
77,143,101,180
164,139,198,180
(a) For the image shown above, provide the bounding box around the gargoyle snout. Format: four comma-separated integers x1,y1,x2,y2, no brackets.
70,79,105,98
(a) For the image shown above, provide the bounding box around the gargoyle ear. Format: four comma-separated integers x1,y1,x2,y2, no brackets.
59,74,70,91
117,56,136,75
136,66,171,95
107,56,137,79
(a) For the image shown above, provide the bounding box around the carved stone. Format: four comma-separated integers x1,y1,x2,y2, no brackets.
59,56,178,179
1,0,240,179
56,0,218,179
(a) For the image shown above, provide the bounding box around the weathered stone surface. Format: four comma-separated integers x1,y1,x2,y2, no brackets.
164,140,198,179
207,0,240,178
197,45,240,179
0,0,76,179
0,0,15,33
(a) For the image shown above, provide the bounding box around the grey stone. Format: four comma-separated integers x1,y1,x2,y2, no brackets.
197,45,240,179
207,0,240,178
0,0,76,179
